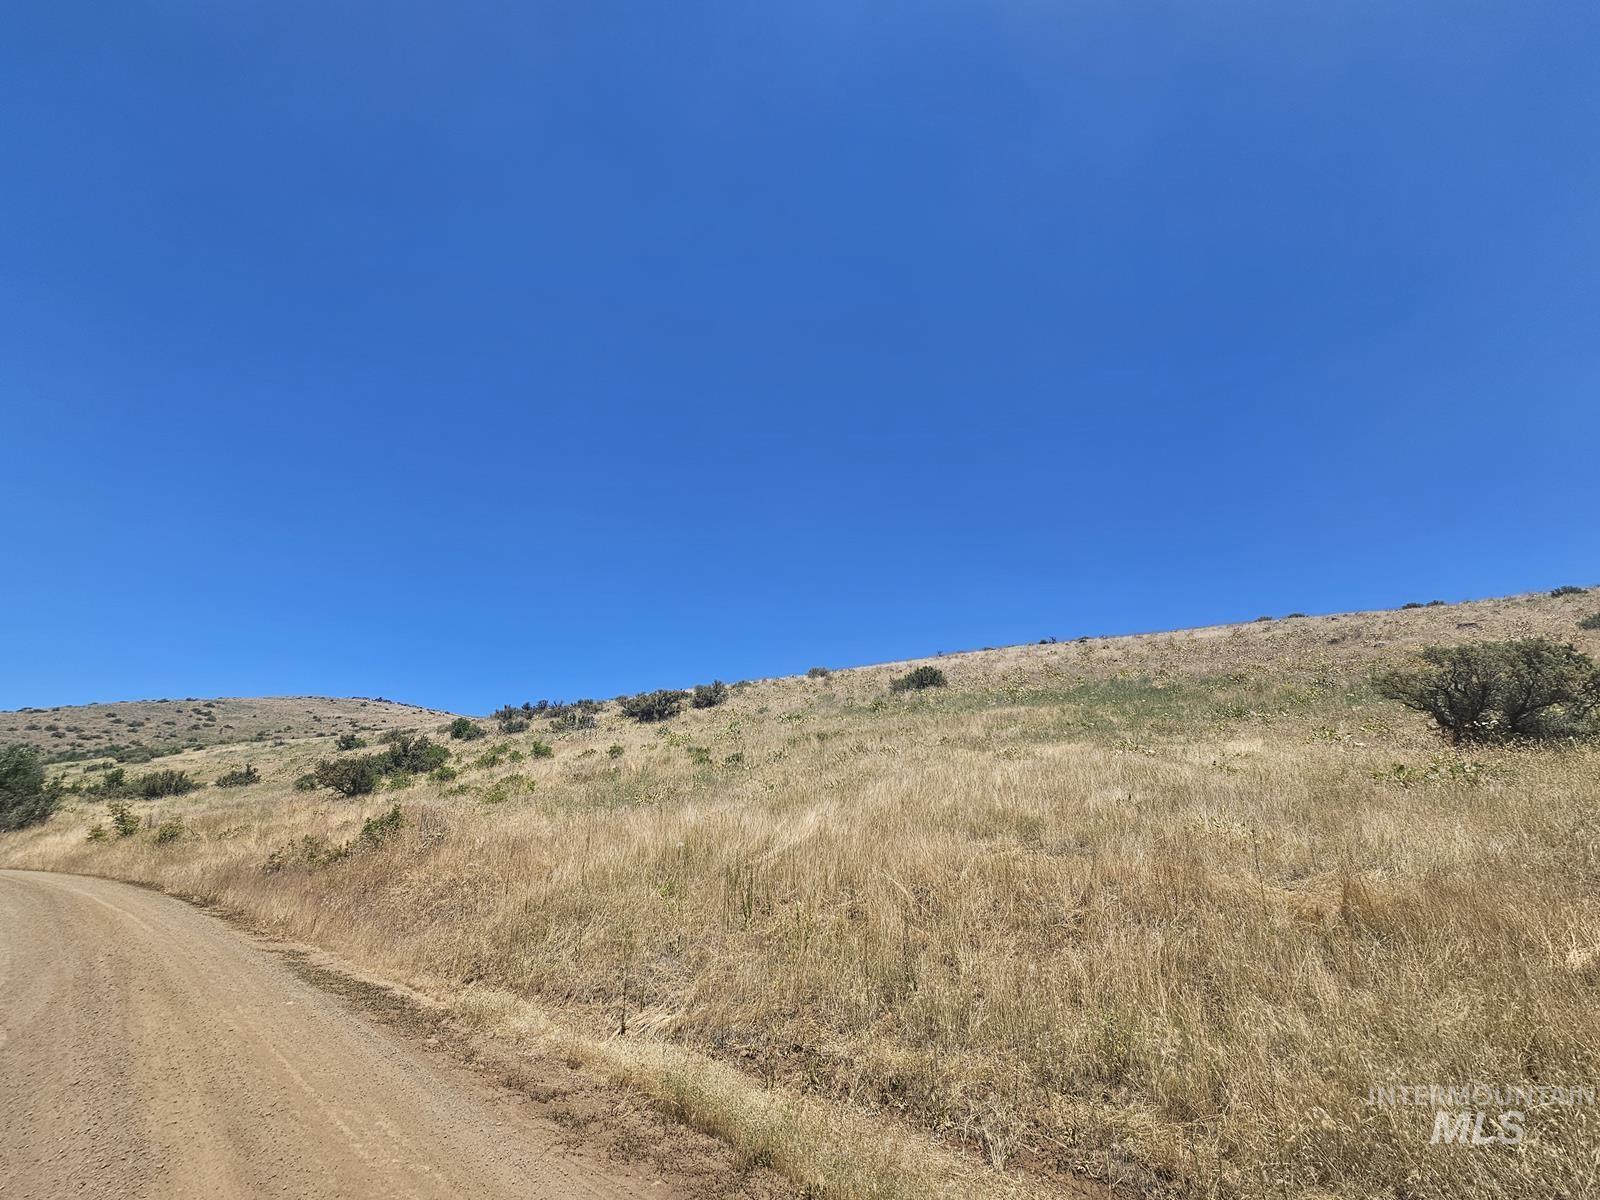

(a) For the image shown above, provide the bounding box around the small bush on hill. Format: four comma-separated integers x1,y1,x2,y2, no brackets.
0,744,57,831
544,700,603,730
152,817,186,845
1552,585,1589,597
1580,613,1600,632
528,740,554,759
214,763,261,788
1377,638,1600,744
448,717,486,741
692,681,729,709
807,666,832,679
619,690,687,723
889,666,948,693
312,756,383,797
133,769,198,799
357,804,405,848
107,800,139,838
335,733,367,751
379,734,449,775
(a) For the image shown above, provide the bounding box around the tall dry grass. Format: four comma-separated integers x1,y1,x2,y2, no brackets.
8,593,1600,1198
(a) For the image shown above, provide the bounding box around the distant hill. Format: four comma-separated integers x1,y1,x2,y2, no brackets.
0,696,459,763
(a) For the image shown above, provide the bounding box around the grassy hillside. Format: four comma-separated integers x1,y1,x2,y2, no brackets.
6,588,1600,1199
0,695,457,763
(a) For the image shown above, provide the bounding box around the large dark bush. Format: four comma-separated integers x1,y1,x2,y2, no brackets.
691,681,729,709
448,717,486,741
214,763,261,788
619,690,687,723
889,666,948,693
1377,638,1600,744
379,733,449,775
311,755,383,797
0,744,57,831
133,769,199,798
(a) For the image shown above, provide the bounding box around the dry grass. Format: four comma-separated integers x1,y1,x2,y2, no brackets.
6,589,1600,1198
0,694,456,762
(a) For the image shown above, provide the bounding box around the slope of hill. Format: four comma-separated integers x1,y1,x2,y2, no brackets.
5,587,1600,1200
0,695,458,763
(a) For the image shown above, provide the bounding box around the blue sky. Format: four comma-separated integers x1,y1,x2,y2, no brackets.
2,2,1597,713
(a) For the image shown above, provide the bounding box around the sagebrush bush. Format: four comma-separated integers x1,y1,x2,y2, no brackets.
448,717,486,741
335,733,367,751
311,756,383,797
619,690,687,723
889,666,948,693
133,769,198,799
379,733,449,775
0,744,56,831
691,681,729,709
1378,637,1600,744
357,804,405,848
214,763,261,788
107,800,139,838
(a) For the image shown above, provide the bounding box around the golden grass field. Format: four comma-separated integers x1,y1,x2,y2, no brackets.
0,694,454,760
5,590,1600,1199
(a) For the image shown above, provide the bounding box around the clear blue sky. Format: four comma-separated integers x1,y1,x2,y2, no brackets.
3,3,1597,714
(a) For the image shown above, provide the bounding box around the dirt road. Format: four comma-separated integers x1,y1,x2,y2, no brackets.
0,870,732,1200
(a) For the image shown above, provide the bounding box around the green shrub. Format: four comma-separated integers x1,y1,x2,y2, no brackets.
619,690,687,723
357,804,405,848
889,666,948,693
807,666,832,679
528,740,555,759
293,772,320,792
1378,638,1600,744
132,769,198,799
214,763,260,788
1552,585,1589,598
429,764,458,783
152,817,186,845
0,744,57,831
311,756,383,797
335,733,367,751
607,743,625,759
1579,613,1600,632
85,823,107,842
379,734,449,775
691,681,729,709
545,700,603,730
448,717,486,741
107,800,139,838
